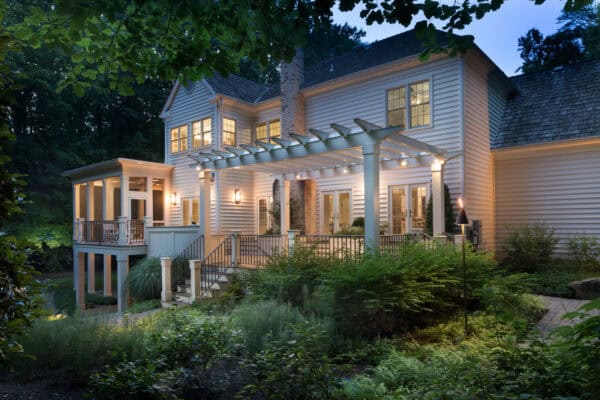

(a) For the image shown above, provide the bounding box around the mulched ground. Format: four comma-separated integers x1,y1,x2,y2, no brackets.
0,382,84,400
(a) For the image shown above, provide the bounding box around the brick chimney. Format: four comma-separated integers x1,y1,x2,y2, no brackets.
280,48,305,138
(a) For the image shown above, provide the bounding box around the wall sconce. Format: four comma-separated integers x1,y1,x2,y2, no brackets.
234,188,241,204
171,192,179,206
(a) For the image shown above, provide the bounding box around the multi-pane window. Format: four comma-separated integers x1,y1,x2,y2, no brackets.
192,117,212,148
410,81,431,128
182,197,199,225
222,118,236,146
386,80,431,129
387,87,406,128
255,119,281,143
170,124,188,153
256,122,268,142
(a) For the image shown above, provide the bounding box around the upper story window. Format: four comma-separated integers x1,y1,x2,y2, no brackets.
256,119,281,143
222,117,236,146
192,117,212,148
386,80,431,129
170,124,188,153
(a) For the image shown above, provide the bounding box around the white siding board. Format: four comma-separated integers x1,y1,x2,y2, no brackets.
495,143,600,256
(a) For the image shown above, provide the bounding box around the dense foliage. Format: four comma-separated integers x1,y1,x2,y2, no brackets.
519,4,600,73
503,224,559,272
126,257,188,301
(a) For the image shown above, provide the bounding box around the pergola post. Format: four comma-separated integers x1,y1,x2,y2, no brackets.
362,142,381,250
161,257,173,303
431,159,446,237
279,178,290,236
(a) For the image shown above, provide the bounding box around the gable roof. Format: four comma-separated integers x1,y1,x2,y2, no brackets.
493,60,600,149
161,28,455,113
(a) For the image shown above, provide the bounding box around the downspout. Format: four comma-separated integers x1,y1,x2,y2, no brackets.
214,96,222,235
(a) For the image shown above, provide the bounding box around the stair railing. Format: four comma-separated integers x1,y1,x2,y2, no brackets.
200,234,233,296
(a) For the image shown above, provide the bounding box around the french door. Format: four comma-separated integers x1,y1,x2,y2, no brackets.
322,190,351,234
257,197,271,234
389,184,428,234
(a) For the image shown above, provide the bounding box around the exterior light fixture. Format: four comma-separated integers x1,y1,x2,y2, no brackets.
234,188,241,204
342,167,349,174
456,196,469,336
431,158,444,171
170,192,179,206
401,160,408,167
195,165,201,171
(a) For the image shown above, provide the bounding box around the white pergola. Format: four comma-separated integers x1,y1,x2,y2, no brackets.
189,119,458,248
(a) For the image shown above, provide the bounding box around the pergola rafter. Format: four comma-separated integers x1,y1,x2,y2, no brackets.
191,119,458,247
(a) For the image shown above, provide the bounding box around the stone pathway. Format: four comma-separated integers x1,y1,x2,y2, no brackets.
537,295,595,335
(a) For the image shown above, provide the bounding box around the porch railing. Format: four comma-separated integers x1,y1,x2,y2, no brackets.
201,235,233,296
75,218,147,245
239,234,285,266
77,220,119,244
296,234,365,259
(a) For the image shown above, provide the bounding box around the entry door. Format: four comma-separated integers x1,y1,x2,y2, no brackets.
130,199,146,220
257,197,271,234
322,190,351,234
389,184,427,234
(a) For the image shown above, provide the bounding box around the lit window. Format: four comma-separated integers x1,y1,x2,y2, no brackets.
410,81,430,128
192,117,212,148
386,80,431,129
222,118,236,146
256,122,267,142
170,124,188,153
182,197,200,225
387,87,406,128
255,119,281,143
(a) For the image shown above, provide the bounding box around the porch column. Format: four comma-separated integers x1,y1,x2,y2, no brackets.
120,173,129,219
198,171,211,256
87,252,96,294
102,178,108,221
103,254,112,296
74,250,85,309
161,257,173,303
72,184,78,240
279,178,290,236
362,142,381,249
189,260,202,303
231,230,241,266
86,181,94,221
116,254,129,313
431,159,446,237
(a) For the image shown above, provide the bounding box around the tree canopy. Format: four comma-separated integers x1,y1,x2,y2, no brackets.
519,4,600,73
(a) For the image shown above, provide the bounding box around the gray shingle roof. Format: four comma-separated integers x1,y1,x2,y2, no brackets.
206,29,451,103
493,60,600,148
205,74,270,103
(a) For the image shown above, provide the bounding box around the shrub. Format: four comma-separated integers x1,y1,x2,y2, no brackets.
503,224,558,272
27,242,72,272
321,243,495,337
232,300,333,355
145,308,242,370
8,316,145,384
127,299,161,314
249,247,338,307
88,361,180,400
239,322,337,400
529,261,594,297
126,257,187,301
568,234,600,270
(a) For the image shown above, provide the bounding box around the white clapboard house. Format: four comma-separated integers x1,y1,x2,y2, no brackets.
64,30,600,311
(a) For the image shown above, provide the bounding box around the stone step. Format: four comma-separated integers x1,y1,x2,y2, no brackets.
174,292,192,304
176,284,191,294
184,279,191,286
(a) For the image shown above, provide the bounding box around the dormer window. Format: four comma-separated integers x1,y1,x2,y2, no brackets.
386,80,431,129
222,117,236,146
256,119,281,143
192,117,212,148
170,124,188,153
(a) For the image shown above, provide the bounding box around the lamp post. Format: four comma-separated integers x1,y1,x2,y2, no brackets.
456,197,469,336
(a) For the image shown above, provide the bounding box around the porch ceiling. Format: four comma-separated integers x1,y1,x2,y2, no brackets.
188,119,459,178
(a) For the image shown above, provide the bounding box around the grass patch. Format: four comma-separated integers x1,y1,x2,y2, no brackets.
531,262,598,297
127,299,161,314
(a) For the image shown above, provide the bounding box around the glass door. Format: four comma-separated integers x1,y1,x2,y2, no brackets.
322,190,351,234
409,185,427,231
258,197,271,234
390,187,407,234
389,184,428,234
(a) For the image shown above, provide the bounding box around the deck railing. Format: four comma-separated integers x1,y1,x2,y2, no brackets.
77,220,119,244
296,234,365,259
75,218,148,245
239,234,285,266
